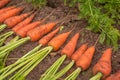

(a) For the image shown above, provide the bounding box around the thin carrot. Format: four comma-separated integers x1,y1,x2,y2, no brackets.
48,30,72,51
39,27,60,46
76,46,95,70
61,33,80,58
105,71,120,80
0,0,10,8
16,21,41,37
90,48,112,80
12,13,36,32
4,12,30,28
0,6,15,14
27,22,57,41
16,9,56,37
0,6,24,23
71,43,88,61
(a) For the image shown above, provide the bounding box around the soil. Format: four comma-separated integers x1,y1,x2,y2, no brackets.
1,0,120,80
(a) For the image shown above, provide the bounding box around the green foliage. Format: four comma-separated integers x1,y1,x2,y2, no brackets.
64,0,120,50
26,0,47,8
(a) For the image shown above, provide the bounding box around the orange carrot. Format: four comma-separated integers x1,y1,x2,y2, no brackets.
16,21,41,37
48,31,72,51
61,33,80,58
76,46,95,70
4,12,30,28
27,22,57,41
92,48,112,78
12,13,36,32
71,43,88,61
105,71,120,80
0,6,15,14
39,27,60,46
0,6,24,23
0,0,10,8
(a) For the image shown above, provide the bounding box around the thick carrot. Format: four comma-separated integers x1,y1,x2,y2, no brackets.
39,27,60,46
61,33,80,58
0,0,10,8
105,71,120,80
12,13,36,32
0,6,24,23
4,12,30,28
16,21,41,37
27,22,57,41
48,30,72,51
71,43,88,61
92,48,112,79
0,6,15,14
76,46,95,70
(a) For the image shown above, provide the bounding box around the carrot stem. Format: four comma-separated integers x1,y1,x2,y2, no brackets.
90,72,103,80
40,55,66,80
65,68,81,80
0,31,14,46
53,60,75,79
0,24,7,32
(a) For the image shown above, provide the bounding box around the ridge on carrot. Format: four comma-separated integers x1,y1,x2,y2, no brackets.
0,0,11,8
90,48,112,80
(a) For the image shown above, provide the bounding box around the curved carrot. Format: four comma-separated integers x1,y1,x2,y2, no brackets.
71,43,88,61
0,7,24,23
0,6,15,14
16,21,41,37
48,31,71,51
0,0,10,8
4,12,30,28
92,48,112,78
61,33,80,58
12,13,36,32
27,22,57,41
105,71,120,80
76,46,95,70
39,27,60,46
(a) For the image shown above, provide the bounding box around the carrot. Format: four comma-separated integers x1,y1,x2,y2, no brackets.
4,12,30,28
76,46,95,70
16,21,41,37
105,71,120,80
0,6,24,23
71,43,88,61
0,6,15,14
91,48,112,79
12,13,36,32
61,33,80,58
48,30,72,51
39,27,60,46
27,22,57,41
0,0,10,8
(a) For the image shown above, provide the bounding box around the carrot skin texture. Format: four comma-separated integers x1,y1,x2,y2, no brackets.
48,31,71,51
61,33,80,58
12,13,35,32
27,22,56,41
93,48,112,78
4,13,30,28
105,71,120,80
0,6,15,14
0,0,10,8
71,43,88,61
76,46,95,70
39,27,60,46
16,21,41,37
0,7,24,23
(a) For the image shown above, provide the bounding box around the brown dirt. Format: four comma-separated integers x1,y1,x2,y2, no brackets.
1,0,119,80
